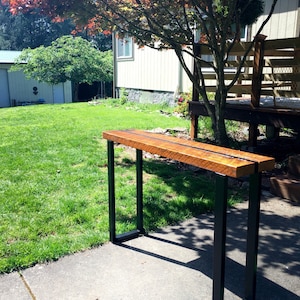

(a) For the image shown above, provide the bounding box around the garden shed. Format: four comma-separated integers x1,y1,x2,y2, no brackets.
0,50,72,108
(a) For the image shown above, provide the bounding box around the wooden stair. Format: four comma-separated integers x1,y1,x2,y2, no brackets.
270,155,300,203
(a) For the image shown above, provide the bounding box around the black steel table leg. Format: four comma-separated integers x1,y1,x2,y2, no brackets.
213,174,228,300
245,172,261,300
107,140,116,242
136,149,144,233
107,143,144,243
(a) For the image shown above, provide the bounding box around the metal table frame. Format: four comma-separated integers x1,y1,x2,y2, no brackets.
107,140,262,300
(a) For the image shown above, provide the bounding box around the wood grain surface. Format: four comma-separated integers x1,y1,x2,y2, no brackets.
103,130,275,178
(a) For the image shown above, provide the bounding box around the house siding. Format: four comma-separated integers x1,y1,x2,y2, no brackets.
63,81,73,103
251,0,300,39
115,0,299,103
0,67,72,107
8,70,54,104
117,45,179,92
116,44,194,104
0,69,10,107
0,50,73,107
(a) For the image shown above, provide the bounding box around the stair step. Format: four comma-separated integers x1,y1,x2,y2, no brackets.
270,175,300,203
288,155,300,177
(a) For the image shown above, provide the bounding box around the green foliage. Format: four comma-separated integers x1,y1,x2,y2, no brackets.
119,87,128,105
4,0,277,145
174,93,191,117
198,117,214,139
11,35,113,85
0,2,112,51
0,2,75,50
213,0,264,26
238,0,265,26
0,101,185,272
174,91,215,117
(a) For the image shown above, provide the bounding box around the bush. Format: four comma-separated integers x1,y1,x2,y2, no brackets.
173,91,192,117
174,91,215,117
119,88,128,105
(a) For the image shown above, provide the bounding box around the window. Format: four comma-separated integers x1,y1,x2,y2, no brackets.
117,35,133,59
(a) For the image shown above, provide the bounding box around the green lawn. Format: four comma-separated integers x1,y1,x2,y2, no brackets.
0,100,244,273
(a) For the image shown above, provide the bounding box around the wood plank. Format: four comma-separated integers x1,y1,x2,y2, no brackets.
199,43,254,56
199,37,300,58
190,37,300,141
225,60,254,68
103,130,253,178
206,84,296,94
228,83,278,93
206,85,252,94
202,60,253,69
103,130,274,177
263,73,300,82
201,73,253,81
264,37,300,50
199,47,252,56
263,50,295,57
228,85,252,94
189,101,300,130
229,41,253,53
258,89,300,98
265,58,300,67
272,90,300,98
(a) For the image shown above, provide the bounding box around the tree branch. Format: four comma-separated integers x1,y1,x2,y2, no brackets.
226,0,278,92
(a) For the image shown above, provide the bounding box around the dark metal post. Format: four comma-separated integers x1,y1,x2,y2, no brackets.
107,140,116,242
213,174,228,300
245,172,261,300
136,149,144,233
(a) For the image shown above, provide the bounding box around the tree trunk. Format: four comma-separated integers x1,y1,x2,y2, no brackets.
213,109,228,146
192,77,229,146
213,89,229,146
211,46,230,146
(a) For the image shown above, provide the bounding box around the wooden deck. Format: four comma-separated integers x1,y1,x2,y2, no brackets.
189,100,300,130
189,37,300,145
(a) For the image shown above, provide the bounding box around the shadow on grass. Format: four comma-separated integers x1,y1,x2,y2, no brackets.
115,157,245,232
142,159,215,231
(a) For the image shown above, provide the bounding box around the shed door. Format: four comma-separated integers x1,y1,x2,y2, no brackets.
53,84,64,104
0,69,10,108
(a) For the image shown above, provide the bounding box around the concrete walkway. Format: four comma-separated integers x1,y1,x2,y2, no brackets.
1,193,299,300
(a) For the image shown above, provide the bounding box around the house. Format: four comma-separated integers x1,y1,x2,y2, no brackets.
0,51,72,108
114,0,300,105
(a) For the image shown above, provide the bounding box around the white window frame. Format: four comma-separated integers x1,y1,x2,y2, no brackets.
117,35,133,60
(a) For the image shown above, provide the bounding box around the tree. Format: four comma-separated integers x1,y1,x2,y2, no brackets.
0,2,112,51
0,2,77,50
3,0,278,145
12,35,113,101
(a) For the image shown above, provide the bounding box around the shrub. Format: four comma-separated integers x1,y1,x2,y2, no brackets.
119,88,128,105
173,91,192,117
174,91,215,117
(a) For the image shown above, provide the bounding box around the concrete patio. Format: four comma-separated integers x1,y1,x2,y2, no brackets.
1,192,299,300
